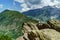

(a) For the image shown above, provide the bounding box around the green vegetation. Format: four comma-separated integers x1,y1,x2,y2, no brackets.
0,34,12,40
0,10,38,39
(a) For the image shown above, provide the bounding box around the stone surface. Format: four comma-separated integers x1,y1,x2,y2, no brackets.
16,29,60,40
16,20,60,40
47,20,60,31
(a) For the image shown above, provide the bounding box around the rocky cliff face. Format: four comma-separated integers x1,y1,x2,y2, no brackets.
16,20,60,40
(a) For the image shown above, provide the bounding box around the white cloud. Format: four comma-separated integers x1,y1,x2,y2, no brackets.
51,15,58,19
15,0,24,3
20,3,30,12
14,0,60,12
0,4,3,8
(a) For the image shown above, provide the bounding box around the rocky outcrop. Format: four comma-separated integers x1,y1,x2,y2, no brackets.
39,29,60,40
22,22,39,33
16,29,60,40
47,20,60,32
36,23,51,30
16,20,60,40
22,22,51,33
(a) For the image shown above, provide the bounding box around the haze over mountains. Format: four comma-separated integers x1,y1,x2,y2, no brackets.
23,6,60,21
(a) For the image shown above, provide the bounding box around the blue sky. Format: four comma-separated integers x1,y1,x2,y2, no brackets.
0,0,22,12
0,0,60,12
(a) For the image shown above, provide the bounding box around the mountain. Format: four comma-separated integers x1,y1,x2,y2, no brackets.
23,6,60,21
0,10,38,39
16,20,60,40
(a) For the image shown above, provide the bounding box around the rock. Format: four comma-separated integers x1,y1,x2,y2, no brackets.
39,29,60,40
47,20,60,32
16,30,40,40
16,33,29,40
17,29,60,40
17,20,60,40
16,36,24,40
28,29,60,40
22,22,39,33
28,31,39,40
36,23,51,30
23,22,51,33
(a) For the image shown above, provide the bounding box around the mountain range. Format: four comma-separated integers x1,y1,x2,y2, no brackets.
0,6,60,40
23,6,60,21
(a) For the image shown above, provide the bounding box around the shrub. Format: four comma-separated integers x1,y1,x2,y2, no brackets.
0,34,12,40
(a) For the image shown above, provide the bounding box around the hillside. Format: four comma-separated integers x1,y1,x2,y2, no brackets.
17,20,60,40
0,10,38,39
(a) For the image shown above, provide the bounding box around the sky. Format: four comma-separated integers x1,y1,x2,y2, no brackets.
0,0,60,12
0,0,22,12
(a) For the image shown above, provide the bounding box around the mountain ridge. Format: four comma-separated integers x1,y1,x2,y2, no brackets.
0,9,38,39
23,6,60,21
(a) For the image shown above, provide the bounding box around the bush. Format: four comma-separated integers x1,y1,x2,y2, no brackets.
0,34,12,40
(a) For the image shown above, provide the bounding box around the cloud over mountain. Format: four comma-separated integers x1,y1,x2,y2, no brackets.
15,0,60,12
